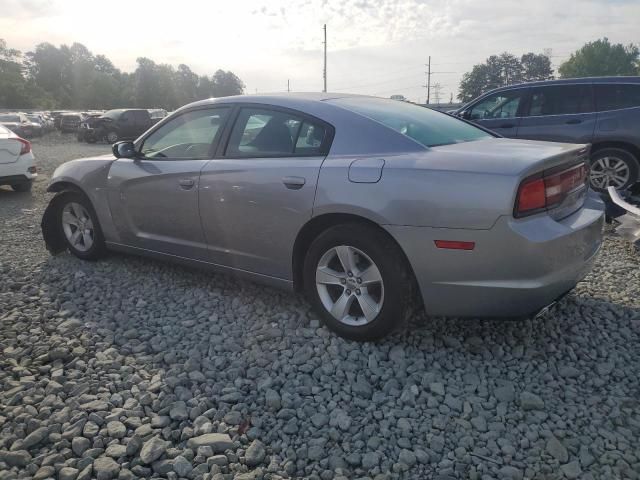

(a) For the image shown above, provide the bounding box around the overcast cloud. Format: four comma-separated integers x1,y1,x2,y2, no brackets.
1,0,638,102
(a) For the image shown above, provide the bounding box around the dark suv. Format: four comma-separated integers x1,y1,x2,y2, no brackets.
80,109,160,144
455,77,640,190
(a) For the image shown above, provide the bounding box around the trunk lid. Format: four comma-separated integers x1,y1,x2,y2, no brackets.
0,132,22,164
427,137,589,177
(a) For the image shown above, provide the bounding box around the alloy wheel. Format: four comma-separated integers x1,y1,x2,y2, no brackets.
61,202,95,252
315,245,384,326
590,156,630,189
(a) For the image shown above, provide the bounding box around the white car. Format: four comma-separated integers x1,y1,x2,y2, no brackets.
0,124,36,192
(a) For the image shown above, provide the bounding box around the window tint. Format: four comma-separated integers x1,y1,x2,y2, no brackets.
527,85,593,116
595,84,640,111
468,90,525,120
140,108,229,159
226,108,327,156
331,96,491,147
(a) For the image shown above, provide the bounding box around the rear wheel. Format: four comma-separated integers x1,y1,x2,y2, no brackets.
58,192,106,260
589,148,639,191
303,223,412,341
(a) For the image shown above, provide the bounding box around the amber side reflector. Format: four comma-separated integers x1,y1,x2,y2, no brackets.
434,240,475,250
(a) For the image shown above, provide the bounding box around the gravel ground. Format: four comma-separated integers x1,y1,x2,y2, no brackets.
1,134,639,480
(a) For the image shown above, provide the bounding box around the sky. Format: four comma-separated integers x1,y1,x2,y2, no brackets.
1,0,639,103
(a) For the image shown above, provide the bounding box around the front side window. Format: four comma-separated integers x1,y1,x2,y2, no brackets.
140,108,230,159
595,84,640,111
468,90,525,120
331,96,491,148
226,107,327,157
527,85,593,116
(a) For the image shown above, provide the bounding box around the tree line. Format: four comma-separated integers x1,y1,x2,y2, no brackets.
458,38,640,102
0,39,245,110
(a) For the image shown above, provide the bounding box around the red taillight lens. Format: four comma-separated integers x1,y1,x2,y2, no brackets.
515,162,588,218
516,177,546,215
434,240,476,250
15,137,31,155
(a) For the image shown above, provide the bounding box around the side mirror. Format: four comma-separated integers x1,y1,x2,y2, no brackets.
112,141,137,159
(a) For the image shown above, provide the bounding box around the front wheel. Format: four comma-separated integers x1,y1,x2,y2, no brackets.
589,148,639,191
303,223,412,341
57,192,106,260
106,130,119,144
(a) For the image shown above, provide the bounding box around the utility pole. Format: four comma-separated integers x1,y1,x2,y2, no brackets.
322,24,327,92
432,82,442,104
287,79,290,92
423,56,431,104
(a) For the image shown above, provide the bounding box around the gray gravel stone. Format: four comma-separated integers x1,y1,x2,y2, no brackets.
520,391,545,410
245,439,266,466
546,436,569,463
139,436,167,464
93,456,120,480
187,433,234,452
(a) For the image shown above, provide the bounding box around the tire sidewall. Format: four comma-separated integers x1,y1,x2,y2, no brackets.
590,148,639,191
303,224,407,341
57,192,106,260
106,131,119,144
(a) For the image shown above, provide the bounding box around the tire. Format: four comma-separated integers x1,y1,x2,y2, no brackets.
56,191,106,260
106,130,119,144
11,181,32,192
589,148,639,191
303,223,412,341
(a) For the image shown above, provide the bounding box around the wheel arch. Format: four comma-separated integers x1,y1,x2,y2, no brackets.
591,141,640,163
292,213,420,301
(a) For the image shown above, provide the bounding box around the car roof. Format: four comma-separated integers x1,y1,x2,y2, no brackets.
183,92,368,111
483,76,640,93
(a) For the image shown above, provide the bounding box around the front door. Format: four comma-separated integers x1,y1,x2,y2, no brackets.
199,106,332,279
464,88,528,138
516,84,597,143
106,107,231,259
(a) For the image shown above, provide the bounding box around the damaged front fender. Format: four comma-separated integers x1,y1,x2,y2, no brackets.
41,193,68,255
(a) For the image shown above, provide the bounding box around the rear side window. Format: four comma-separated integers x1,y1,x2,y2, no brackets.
226,107,328,157
527,85,594,116
595,84,640,111
331,96,491,147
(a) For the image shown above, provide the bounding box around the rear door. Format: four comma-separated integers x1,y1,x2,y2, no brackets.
463,88,528,138
106,107,231,259
198,105,333,279
516,84,597,143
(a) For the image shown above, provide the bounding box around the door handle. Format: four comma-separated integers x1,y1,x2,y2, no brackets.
282,176,306,190
565,118,582,125
497,123,515,128
178,178,195,189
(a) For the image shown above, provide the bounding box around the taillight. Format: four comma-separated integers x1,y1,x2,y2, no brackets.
515,162,588,218
15,137,31,155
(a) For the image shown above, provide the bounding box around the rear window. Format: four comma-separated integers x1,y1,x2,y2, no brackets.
527,85,594,116
595,84,640,111
329,97,491,147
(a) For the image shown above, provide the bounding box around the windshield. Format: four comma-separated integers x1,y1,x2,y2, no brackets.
102,109,124,119
0,115,20,123
330,97,492,147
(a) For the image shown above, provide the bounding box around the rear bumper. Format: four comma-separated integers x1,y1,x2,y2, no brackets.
0,153,37,185
386,194,605,318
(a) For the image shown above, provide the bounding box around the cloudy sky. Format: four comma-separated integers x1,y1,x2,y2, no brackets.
1,0,639,102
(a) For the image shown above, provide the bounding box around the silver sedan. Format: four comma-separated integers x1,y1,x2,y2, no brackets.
42,93,604,340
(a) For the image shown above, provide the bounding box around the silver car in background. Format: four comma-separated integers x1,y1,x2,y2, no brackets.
42,93,604,340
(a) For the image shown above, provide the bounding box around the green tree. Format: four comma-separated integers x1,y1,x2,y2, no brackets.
458,52,554,102
559,38,640,78
211,70,245,97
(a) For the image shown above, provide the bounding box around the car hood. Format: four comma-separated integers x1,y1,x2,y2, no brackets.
423,137,588,177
